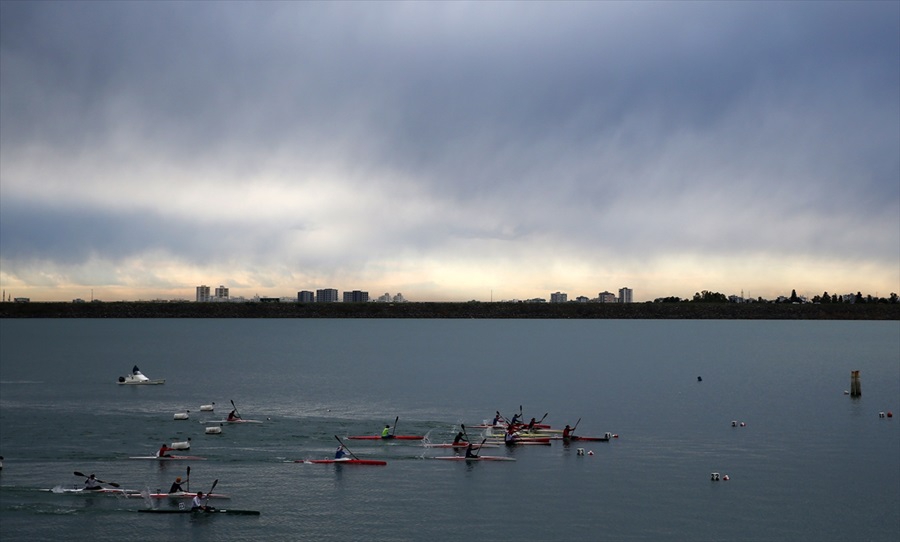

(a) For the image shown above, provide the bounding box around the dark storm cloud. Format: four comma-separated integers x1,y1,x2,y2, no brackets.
1,1,897,298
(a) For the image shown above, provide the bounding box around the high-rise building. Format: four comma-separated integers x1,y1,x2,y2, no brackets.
196,285,210,302
214,285,229,300
550,292,568,303
598,291,616,303
618,287,633,303
297,290,314,303
316,288,339,303
342,290,369,303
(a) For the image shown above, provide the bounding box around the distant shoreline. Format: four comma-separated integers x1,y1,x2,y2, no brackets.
1,301,898,319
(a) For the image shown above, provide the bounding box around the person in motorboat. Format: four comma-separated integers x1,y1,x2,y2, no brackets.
84,474,103,491
381,424,392,439
464,443,479,459
227,409,241,422
334,445,347,459
169,476,185,493
132,365,140,375
191,491,212,512
453,431,468,445
158,443,175,458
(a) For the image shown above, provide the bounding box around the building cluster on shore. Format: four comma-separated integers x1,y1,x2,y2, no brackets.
194,285,406,304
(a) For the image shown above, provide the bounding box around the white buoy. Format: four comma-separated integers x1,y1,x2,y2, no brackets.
200,403,215,412
577,448,585,456
170,438,191,450
711,472,720,481
205,426,222,435
173,411,190,420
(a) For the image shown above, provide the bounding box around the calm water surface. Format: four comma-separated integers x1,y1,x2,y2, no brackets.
1,319,898,541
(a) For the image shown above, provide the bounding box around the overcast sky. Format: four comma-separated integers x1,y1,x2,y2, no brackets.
1,1,898,302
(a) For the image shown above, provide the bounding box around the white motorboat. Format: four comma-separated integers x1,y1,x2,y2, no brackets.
117,365,165,385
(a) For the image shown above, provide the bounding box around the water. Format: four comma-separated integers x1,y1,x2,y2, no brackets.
1,319,898,541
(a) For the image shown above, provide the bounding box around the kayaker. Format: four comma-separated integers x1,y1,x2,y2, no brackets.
562,425,573,439
158,443,175,458
381,424,392,439
453,431,468,445
191,491,211,512
526,418,537,431
464,443,478,459
491,411,502,425
227,409,240,421
169,476,185,493
504,427,518,445
334,445,347,459
84,474,103,491
510,413,521,427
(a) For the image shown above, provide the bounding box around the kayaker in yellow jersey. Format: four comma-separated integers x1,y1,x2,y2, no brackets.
381,424,392,438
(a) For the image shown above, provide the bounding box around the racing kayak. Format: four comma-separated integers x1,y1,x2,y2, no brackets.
128,455,207,461
297,458,387,466
47,486,139,495
200,419,263,424
138,508,260,515
422,442,499,449
126,492,230,499
557,435,611,442
434,455,516,461
346,435,424,440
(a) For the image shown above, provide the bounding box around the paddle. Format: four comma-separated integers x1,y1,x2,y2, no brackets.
538,412,548,424
230,399,242,420
200,479,218,510
334,435,360,460
461,423,471,443
74,471,120,488
391,416,399,437
568,417,582,438
186,466,190,492
468,439,486,459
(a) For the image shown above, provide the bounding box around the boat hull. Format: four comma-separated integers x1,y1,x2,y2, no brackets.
299,459,387,466
128,455,207,461
126,492,230,499
47,487,138,495
434,456,516,462
138,508,260,515
346,435,424,440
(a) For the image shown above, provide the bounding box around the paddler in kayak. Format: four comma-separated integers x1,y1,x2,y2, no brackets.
453,431,468,445
491,411,502,425
157,443,175,458
381,424,393,439
504,426,519,446
562,425,574,439
227,409,241,422
334,445,347,459
169,476,185,493
464,443,479,459
84,474,103,491
191,491,212,512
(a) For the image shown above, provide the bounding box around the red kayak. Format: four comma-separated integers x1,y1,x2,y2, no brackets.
298,459,387,466
346,435,424,440
422,442,499,449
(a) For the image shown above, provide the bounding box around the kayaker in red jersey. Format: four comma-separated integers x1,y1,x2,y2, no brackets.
157,443,175,457
227,409,240,421
562,425,574,439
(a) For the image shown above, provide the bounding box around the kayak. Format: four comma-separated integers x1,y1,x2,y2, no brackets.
557,435,610,442
434,455,516,462
47,486,139,495
128,455,207,461
297,459,387,466
126,492,230,499
138,508,260,515
346,435,424,440
200,419,263,424
422,442,499,449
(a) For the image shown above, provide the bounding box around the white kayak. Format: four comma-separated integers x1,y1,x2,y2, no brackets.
433,455,516,461
126,491,230,499
200,419,263,424
47,486,140,495
128,455,207,461
117,368,165,385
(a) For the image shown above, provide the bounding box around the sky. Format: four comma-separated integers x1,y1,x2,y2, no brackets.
1,1,898,302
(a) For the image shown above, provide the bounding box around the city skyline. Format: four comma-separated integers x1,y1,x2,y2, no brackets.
1,2,898,303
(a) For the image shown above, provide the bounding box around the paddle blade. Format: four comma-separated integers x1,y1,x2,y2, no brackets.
74,471,85,478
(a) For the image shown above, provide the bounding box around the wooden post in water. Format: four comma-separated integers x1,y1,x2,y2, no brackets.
850,370,861,397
